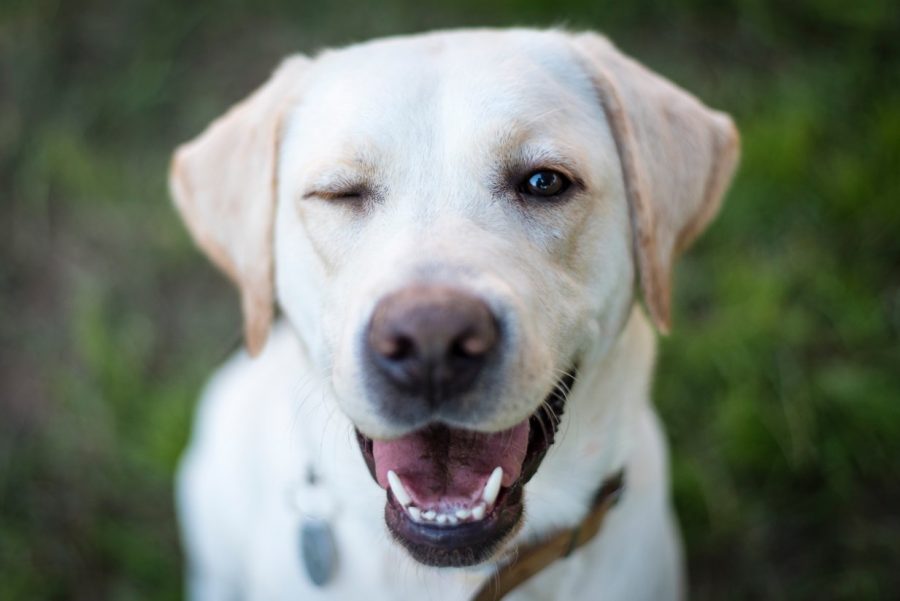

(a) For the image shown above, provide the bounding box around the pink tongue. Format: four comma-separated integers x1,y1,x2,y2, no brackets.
373,421,530,505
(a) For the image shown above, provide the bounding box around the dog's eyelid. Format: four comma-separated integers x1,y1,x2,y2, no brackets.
302,187,367,201
505,151,584,185
301,172,373,202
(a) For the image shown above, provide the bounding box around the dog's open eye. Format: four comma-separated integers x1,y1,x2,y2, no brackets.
518,170,571,198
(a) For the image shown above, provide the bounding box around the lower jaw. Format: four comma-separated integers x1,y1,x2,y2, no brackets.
358,368,577,568
384,487,524,567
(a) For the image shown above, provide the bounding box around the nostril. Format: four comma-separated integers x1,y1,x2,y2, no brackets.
371,332,417,362
384,335,415,361
450,332,493,359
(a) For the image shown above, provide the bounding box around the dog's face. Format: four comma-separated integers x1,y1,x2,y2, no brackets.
276,33,632,435
170,29,739,568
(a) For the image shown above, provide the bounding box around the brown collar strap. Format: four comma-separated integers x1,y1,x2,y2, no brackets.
470,471,625,601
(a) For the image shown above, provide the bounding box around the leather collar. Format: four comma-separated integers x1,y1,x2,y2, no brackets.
471,471,625,601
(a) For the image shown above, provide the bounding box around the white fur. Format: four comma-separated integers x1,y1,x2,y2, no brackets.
178,311,681,600
174,28,737,601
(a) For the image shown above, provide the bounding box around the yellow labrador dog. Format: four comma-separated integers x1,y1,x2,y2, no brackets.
171,28,739,601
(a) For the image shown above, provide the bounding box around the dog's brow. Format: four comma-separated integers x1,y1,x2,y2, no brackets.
490,109,569,148
499,142,582,177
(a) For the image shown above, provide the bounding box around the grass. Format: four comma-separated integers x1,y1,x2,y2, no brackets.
1,1,898,599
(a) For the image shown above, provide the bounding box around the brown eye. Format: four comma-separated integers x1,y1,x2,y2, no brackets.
519,170,571,197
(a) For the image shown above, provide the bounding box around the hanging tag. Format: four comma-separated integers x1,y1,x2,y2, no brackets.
300,517,337,587
291,467,339,587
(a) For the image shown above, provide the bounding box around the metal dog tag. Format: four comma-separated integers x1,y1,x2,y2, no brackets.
300,517,337,587
293,467,339,587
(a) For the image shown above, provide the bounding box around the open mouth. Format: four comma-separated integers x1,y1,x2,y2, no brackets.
355,368,577,567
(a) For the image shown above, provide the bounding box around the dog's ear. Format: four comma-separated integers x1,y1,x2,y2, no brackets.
570,33,740,333
169,56,310,356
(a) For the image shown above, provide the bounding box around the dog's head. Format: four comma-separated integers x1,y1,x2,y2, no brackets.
170,29,738,567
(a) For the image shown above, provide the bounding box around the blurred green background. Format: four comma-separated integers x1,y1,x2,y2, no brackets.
1,0,898,599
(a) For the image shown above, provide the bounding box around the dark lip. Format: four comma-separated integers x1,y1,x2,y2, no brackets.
355,366,578,567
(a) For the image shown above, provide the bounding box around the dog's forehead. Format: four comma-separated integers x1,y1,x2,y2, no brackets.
294,30,599,157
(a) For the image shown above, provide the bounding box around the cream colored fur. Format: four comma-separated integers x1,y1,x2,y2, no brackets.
171,28,739,600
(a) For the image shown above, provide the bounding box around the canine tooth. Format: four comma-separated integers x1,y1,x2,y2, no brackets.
456,508,471,520
472,503,486,521
408,506,422,521
387,470,412,507
482,467,503,506
436,514,448,525
423,510,436,521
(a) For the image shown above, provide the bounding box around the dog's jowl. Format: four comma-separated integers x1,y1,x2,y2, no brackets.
171,28,739,601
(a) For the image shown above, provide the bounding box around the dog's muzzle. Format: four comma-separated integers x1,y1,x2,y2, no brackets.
355,367,578,567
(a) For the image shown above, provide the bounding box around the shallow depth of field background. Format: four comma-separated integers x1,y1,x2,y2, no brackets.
1,1,899,599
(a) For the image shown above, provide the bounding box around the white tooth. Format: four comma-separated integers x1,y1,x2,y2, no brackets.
456,508,471,520
408,506,422,522
423,510,436,521
482,467,503,506
436,514,448,525
448,515,459,525
472,503,486,520
387,470,412,507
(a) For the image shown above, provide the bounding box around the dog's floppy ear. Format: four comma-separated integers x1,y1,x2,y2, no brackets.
169,56,310,356
571,33,740,333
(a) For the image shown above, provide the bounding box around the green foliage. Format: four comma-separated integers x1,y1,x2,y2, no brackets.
1,1,898,599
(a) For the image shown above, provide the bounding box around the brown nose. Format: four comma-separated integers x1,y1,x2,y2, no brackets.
366,285,499,402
